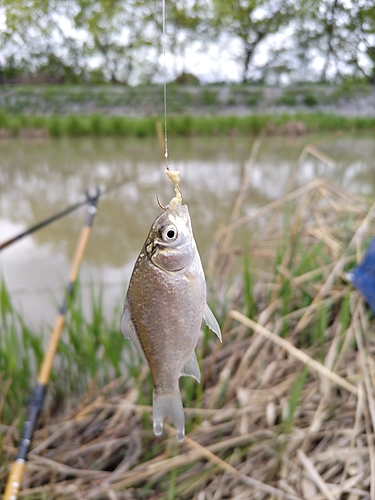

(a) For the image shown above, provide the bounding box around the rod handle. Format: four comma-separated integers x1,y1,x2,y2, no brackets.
37,314,65,385
3,459,25,500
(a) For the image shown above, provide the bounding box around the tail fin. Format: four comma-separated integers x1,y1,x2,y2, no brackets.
153,390,185,442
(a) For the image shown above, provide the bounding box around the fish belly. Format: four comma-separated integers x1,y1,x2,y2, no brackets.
129,256,205,386
127,254,205,440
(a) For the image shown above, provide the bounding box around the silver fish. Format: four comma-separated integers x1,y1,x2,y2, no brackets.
121,201,221,442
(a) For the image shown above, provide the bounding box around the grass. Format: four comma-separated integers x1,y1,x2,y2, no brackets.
0,109,374,139
283,367,308,435
0,281,130,426
1,137,375,498
0,281,44,424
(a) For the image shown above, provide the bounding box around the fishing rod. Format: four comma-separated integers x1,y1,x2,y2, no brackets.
0,178,128,252
3,190,99,500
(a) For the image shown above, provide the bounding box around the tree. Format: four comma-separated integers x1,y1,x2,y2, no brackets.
345,1,375,83
210,0,295,82
0,0,164,84
0,0,88,81
73,0,158,84
1,0,374,85
293,0,375,83
0,0,213,84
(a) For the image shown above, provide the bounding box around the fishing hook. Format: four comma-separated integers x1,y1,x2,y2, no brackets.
156,195,167,211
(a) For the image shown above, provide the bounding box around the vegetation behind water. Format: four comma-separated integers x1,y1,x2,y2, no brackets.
1,82,374,115
0,82,374,140
0,108,374,141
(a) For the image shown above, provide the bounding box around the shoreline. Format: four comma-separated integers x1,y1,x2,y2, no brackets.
1,83,374,138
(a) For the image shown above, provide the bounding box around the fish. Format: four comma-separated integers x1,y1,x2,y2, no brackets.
121,190,221,442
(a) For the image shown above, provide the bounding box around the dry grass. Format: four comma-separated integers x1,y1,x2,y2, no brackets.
2,137,375,499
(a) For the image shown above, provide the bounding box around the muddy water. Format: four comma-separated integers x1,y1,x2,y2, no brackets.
0,134,374,329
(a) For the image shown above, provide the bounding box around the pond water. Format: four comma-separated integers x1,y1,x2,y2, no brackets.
0,134,374,330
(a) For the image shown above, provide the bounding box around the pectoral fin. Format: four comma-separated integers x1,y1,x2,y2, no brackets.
181,351,201,382
121,300,148,365
203,303,222,341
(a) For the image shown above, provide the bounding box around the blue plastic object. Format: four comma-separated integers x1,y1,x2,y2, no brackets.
347,237,375,314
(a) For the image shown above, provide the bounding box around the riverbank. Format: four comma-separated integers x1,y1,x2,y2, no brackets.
0,82,374,138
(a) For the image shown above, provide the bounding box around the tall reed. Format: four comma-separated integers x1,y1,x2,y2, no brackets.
0,280,129,426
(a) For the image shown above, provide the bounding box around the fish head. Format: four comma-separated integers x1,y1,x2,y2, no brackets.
146,203,196,272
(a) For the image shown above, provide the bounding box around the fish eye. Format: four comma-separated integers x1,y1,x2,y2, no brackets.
161,225,178,242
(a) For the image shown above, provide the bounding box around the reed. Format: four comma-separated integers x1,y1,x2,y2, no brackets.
0,281,43,424
0,282,130,427
0,110,374,138
1,138,375,499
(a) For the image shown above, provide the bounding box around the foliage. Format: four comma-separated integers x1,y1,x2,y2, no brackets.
0,1,375,84
211,0,296,82
293,0,375,84
275,91,298,106
303,92,318,106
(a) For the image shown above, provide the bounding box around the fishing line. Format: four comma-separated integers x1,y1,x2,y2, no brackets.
162,0,168,167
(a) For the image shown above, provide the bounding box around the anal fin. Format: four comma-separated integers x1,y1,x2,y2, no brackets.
181,351,201,382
